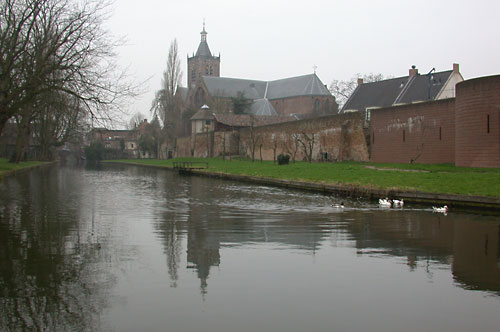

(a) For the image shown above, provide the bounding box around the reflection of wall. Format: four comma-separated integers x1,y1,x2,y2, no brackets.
453,219,500,291
347,210,500,294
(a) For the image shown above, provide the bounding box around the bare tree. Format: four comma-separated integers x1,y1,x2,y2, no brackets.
296,132,316,163
127,112,146,129
271,133,278,163
283,133,300,162
0,0,135,161
151,39,183,138
329,73,387,109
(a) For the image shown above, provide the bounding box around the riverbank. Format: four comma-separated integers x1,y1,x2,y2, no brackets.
0,158,51,180
106,158,500,209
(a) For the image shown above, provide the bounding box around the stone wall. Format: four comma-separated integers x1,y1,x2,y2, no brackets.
370,99,456,164
239,112,369,162
213,131,239,157
176,136,192,157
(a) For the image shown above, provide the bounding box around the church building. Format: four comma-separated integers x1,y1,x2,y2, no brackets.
179,24,338,123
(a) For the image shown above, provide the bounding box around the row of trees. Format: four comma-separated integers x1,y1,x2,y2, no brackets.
1,0,133,162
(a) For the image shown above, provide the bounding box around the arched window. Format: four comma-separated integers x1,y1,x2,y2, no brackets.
324,99,330,113
194,88,206,107
313,99,321,113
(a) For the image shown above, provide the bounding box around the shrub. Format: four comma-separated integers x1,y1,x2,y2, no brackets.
84,142,104,162
277,153,290,165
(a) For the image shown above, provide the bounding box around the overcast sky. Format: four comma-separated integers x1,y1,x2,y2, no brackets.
107,0,500,125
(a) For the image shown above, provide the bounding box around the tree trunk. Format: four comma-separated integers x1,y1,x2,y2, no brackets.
12,119,31,163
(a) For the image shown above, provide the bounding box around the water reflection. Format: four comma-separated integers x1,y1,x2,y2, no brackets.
1,164,500,331
0,166,114,331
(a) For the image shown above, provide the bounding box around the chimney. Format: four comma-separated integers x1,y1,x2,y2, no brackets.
409,65,418,77
357,78,364,86
453,63,459,74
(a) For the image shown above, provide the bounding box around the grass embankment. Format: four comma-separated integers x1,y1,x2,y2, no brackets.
110,158,500,197
0,158,48,179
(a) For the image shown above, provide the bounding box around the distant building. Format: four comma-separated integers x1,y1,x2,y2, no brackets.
342,64,464,117
179,24,338,127
87,119,154,159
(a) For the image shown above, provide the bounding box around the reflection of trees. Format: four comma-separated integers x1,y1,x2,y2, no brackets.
0,168,114,331
153,174,330,295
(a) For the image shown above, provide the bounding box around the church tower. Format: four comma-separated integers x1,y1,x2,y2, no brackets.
187,23,220,89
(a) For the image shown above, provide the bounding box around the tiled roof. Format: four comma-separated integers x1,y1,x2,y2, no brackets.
248,99,278,116
190,108,215,120
203,76,266,99
202,73,332,101
266,74,331,99
342,69,453,112
396,70,452,104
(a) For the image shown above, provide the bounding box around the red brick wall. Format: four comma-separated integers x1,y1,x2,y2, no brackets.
370,99,456,164
239,112,369,162
455,75,500,168
213,131,239,156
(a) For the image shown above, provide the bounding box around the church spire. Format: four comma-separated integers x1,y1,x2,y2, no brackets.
195,20,212,57
201,19,207,42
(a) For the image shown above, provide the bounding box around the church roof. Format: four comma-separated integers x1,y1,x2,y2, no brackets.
266,74,331,99
203,76,267,100
248,99,278,116
201,73,331,101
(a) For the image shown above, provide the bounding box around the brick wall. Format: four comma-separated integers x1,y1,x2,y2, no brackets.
175,136,192,157
239,112,368,162
455,75,500,168
370,99,456,164
213,131,239,156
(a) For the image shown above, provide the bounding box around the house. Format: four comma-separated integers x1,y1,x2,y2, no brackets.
88,128,138,157
342,64,464,118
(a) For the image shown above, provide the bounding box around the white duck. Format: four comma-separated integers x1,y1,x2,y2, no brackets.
432,205,448,213
379,198,392,208
392,199,404,207
331,202,345,208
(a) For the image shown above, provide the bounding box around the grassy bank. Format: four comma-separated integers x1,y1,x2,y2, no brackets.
109,158,500,197
0,158,48,179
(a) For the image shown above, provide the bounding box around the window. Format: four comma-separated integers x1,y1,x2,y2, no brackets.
403,130,405,142
313,99,320,113
439,127,442,140
487,114,490,133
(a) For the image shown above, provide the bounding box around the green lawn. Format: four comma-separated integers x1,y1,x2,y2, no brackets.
0,158,48,178
108,158,500,197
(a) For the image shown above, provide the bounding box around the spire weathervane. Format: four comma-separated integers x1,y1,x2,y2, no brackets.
201,19,207,42
313,64,318,74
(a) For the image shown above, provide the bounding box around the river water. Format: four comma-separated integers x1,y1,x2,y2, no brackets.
0,164,499,332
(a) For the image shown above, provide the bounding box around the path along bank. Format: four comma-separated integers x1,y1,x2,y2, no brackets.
106,160,500,211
